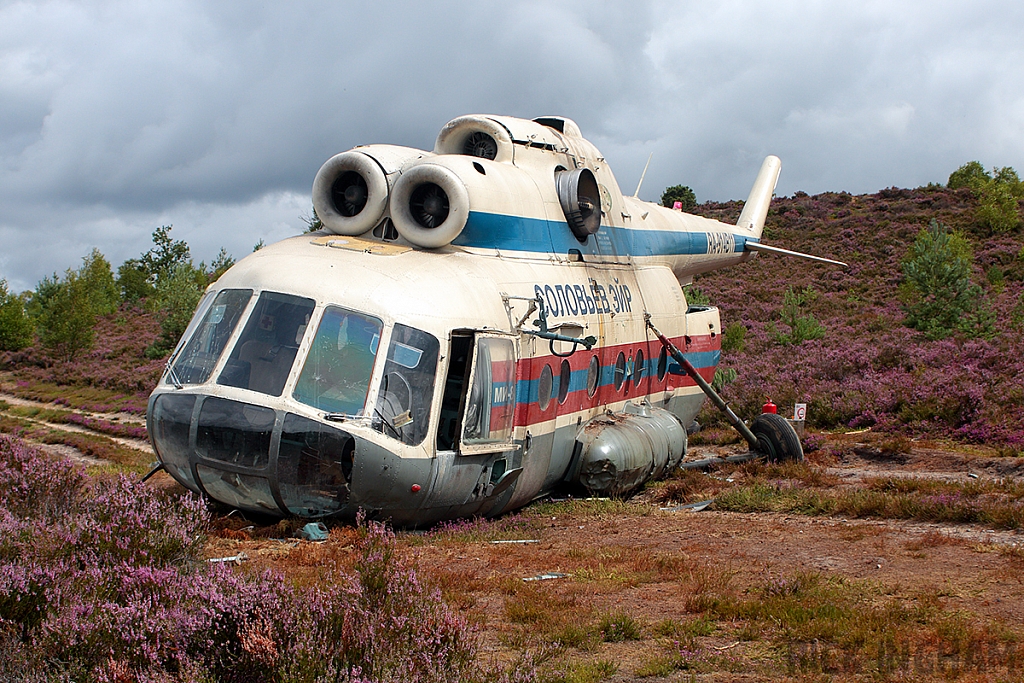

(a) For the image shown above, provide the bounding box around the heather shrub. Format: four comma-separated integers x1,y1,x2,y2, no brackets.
0,436,487,683
0,434,84,523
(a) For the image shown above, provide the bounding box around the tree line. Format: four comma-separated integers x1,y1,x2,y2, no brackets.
0,226,240,362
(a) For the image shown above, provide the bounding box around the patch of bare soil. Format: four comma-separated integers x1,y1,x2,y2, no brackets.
209,440,1024,681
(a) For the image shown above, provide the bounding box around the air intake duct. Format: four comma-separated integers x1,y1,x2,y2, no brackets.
312,151,389,235
555,168,601,241
390,164,470,248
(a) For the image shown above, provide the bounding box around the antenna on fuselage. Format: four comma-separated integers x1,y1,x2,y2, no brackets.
633,152,654,198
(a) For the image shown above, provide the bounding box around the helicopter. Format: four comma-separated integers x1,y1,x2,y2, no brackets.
147,114,843,526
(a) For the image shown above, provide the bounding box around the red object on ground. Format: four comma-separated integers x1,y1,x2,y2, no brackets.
762,399,777,414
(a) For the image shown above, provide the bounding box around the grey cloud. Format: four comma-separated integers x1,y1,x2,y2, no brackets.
0,0,1022,292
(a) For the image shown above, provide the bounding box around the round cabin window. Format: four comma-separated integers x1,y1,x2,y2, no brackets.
558,359,572,404
657,346,668,381
613,352,627,391
634,348,645,386
538,364,553,411
586,355,600,398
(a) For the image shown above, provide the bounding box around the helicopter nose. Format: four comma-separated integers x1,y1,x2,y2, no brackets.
149,393,361,517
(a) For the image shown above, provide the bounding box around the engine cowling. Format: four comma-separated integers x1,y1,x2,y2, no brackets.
434,115,515,163
389,163,470,249
312,151,389,236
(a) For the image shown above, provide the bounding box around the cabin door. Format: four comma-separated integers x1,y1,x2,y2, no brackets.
436,332,518,456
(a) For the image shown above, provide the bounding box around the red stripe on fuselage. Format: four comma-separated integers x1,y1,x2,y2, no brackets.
512,333,718,427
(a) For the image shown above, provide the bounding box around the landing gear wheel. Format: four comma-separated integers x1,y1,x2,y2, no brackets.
751,413,804,463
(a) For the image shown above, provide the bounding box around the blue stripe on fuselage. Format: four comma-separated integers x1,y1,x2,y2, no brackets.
452,211,752,257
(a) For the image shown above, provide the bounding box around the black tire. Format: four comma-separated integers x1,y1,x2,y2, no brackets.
751,413,804,463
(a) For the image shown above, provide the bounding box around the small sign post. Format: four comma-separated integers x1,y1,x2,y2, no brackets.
791,403,807,436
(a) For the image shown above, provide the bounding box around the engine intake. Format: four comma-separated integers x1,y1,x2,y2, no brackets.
435,115,514,163
555,168,601,241
390,164,470,248
312,151,389,235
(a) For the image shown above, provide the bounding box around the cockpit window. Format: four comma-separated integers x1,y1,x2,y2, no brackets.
372,324,439,446
218,291,316,396
293,307,384,415
169,289,252,385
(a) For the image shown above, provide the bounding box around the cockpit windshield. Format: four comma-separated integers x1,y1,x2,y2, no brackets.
217,291,316,396
372,324,439,446
292,307,383,415
169,289,252,385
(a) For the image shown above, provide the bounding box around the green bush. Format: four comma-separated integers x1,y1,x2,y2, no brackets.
721,322,746,353
900,220,991,339
684,285,711,306
597,610,643,642
661,184,697,211
977,181,1020,233
712,367,737,392
947,161,989,190
948,161,1022,233
772,286,825,345
0,280,33,351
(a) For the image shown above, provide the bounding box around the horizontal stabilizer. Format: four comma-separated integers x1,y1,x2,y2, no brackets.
744,241,848,267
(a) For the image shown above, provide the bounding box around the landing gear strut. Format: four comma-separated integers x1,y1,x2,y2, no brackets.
645,315,803,464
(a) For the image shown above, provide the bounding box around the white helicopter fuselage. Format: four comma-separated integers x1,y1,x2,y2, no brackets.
147,115,780,525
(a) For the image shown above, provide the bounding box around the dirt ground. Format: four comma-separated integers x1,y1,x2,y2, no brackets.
202,441,1024,682
5,389,1023,680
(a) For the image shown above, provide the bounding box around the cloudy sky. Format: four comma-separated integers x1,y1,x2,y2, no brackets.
2,0,1022,292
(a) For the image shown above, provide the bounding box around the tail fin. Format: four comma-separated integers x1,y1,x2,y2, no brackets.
736,155,781,237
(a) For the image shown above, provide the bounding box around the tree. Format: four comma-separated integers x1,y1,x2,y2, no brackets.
206,247,235,282
947,161,989,190
36,269,96,362
301,206,323,233
116,258,154,304
901,220,991,339
661,185,697,211
24,273,62,320
141,225,192,279
79,248,119,316
117,226,194,304
948,162,1022,233
145,263,204,358
771,286,825,345
0,279,34,351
